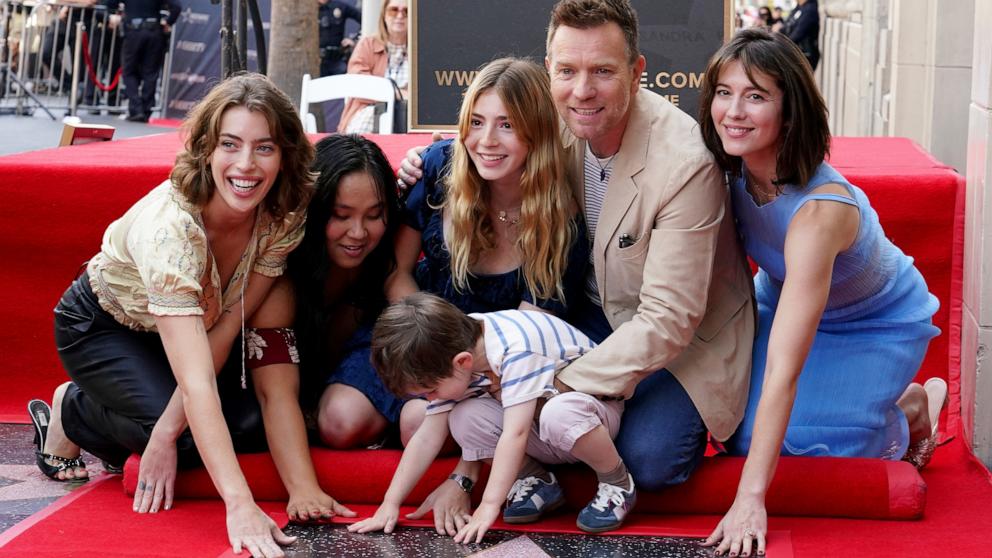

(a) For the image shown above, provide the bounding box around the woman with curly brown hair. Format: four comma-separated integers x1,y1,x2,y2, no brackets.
30,73,330,558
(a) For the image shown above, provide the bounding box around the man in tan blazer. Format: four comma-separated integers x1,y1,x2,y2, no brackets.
395,0,754,529
546,0,754,492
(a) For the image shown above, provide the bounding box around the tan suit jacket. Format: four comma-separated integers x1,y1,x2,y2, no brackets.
556,92,755,441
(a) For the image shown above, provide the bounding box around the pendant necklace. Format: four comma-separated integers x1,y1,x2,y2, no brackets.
593,153,618,182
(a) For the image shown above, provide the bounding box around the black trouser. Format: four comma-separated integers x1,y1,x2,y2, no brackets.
120,24,165,118
320,53,348,77
54,273,267,468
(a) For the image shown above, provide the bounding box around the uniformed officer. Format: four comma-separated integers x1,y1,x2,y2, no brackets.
318,0,361,77
121,0,180,122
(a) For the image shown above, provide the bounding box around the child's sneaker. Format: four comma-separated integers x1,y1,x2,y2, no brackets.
502,472,565,524
576,475,636,533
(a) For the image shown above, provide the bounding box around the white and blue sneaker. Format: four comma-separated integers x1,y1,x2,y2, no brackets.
502,472,566,524
576,475,636,533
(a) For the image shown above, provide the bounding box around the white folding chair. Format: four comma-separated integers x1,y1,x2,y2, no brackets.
299,73,396,134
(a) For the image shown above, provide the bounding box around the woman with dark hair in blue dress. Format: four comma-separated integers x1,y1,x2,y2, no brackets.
698,30,945,556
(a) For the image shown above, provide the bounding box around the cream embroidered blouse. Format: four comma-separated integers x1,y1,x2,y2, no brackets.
87,180,305,332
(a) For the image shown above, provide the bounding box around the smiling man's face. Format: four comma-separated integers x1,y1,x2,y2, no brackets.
546,22,645,156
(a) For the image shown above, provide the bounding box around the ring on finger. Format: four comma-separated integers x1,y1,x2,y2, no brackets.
744,528,756,538
138,480,146,491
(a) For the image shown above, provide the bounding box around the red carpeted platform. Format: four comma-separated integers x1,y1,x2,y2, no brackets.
2,438,991,557
0,134,962,422
0,132,427,424
0,133,986,556
119,450,926,520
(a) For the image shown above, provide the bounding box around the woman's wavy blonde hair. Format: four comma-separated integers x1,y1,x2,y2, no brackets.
445,57,575,303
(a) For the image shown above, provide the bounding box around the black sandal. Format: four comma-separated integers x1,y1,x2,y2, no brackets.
28,399,88,482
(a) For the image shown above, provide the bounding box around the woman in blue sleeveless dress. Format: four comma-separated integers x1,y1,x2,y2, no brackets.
698,30,944,556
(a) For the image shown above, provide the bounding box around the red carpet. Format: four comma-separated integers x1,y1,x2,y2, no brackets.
0,475,797,557
121,450,927,519
2,438,991,556
0,134,962,423
0,133,431,423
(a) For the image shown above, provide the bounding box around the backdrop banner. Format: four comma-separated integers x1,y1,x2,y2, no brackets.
164,0,271,120
410,0,731,131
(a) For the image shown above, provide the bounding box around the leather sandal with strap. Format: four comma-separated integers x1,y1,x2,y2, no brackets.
28,399,88,482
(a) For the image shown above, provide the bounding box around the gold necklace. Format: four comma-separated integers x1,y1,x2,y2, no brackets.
745,171,779,205
496,209,520,226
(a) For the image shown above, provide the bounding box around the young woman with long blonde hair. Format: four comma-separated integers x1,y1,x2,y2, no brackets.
317,58,586,457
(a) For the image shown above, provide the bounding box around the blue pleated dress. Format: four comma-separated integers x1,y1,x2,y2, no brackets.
726,162,939,459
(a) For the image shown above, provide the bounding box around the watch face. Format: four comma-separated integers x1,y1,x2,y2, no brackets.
450,475,472,492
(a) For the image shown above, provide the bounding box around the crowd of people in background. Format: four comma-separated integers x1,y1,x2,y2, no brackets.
738,1,820,70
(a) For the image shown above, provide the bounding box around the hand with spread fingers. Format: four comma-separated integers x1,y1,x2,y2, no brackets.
702,494,767,557
227,501,296,558
348,503,401,534
406,475,473,535
132,433,177,514
287,489,356,523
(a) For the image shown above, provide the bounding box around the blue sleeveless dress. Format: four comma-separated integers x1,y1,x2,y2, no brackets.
726,162,939,459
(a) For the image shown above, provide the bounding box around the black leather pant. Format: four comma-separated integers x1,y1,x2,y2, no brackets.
53,273,267,467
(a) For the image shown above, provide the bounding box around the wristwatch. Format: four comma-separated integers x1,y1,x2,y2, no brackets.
448,473,475,493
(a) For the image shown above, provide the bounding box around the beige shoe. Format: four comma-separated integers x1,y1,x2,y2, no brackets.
903,377,948,469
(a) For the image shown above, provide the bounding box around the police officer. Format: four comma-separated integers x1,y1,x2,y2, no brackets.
318,0,361,77
121,0,180,122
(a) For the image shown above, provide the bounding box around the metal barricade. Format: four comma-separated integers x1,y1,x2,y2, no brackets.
0,0,172,118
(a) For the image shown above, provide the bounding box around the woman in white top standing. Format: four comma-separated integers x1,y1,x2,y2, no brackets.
337,0,409,133
30,73,348,558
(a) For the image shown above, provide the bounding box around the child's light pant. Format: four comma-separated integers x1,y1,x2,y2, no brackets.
447,391,624,464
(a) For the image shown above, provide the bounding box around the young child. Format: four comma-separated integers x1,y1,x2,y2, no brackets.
348,292,636,540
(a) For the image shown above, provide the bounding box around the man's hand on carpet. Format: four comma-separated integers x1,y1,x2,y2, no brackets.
406,476,472,535
348,503,400,534
287,489,356,522
701,493,767,557
227,501,296,558
133,435,176,513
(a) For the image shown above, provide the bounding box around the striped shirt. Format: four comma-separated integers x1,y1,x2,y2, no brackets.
425,310,597,415
583,143,615,306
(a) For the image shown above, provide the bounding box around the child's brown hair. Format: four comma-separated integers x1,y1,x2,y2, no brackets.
371,292,483,396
